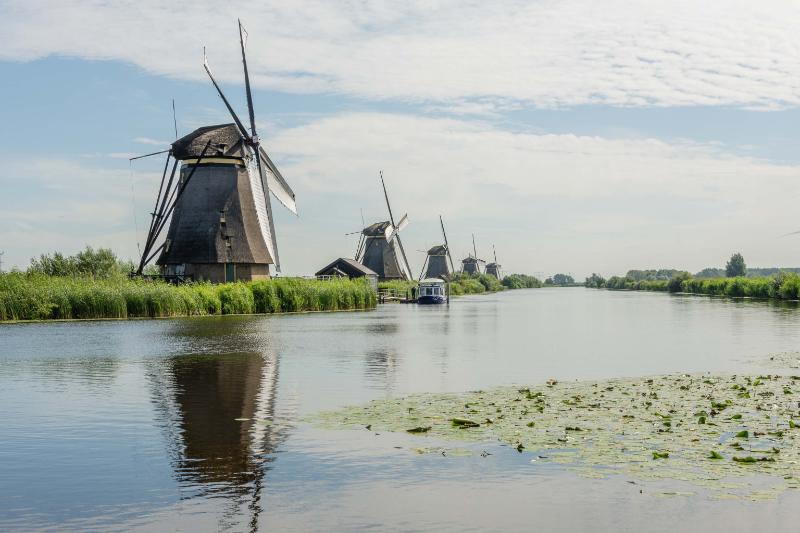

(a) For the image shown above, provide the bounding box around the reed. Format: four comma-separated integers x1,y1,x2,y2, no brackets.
0,273,376,321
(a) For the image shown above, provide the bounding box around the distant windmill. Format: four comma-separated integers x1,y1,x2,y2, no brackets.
420,216,455,280
134,20,297,282
461,233,485,275
354,173,413,281
485,245,502,279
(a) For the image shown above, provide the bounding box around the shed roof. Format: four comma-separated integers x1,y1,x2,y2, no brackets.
316,257,378,278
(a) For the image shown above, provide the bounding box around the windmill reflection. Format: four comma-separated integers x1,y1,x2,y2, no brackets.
148,326,286,532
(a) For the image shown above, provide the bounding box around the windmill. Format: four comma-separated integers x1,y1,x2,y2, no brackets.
420,216,455,280
134,20,297,283
461,233,485,275
354,172,413,281
485,245,502,279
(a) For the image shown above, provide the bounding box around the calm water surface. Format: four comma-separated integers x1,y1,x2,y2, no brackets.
2,288,800,531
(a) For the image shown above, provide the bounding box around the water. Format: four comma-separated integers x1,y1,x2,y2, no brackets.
2,288,800,531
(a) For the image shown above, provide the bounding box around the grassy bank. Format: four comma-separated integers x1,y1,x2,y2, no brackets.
0,273,377,321
591,272,800,300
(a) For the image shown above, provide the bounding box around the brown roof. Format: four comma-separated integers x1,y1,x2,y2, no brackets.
171,124,248,161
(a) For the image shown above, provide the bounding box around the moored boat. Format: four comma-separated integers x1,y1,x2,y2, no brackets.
417,278,447,305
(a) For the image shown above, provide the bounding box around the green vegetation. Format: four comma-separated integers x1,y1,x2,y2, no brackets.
26,246,152,278
501,274,543,289
449,273,504,294
0,273,377,321
726,252,747,277
545,273,577,286
378,273,541,298
312,371,800,499
377,279,418,295
589,271,800,301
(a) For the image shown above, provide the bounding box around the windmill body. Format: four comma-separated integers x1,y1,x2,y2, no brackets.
423,245,451,279
358,221,408,280
157,124,276,282
461,255,485,275
485,245,502,279
355,174,413,281
485,262,502,279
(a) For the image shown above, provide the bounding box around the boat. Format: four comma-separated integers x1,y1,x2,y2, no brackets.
417,278,447,305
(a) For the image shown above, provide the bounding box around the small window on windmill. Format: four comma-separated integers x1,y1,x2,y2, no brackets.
164,238,171,252
219,210,226,225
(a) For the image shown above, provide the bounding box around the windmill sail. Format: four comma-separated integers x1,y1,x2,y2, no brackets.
259,147,297,214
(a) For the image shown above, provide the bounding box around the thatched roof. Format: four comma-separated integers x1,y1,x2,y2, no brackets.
362,221,391,237
171,124,248,161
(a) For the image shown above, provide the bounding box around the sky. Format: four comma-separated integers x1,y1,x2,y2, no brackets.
1,0,800,279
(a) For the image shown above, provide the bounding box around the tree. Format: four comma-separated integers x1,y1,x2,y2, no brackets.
28,246,132,279
551,273,575,286
585,273,606,288
725,253,747,278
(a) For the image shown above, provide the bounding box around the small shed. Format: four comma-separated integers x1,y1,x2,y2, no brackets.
316,258,379,292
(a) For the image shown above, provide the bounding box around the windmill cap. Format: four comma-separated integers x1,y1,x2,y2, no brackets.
171,123,247,160
362,221,391,236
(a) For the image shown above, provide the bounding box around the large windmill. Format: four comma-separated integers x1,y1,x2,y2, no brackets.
135,20,296,283
485,245,502,279
461,234,485,275
354,173,413,281
420,216,455,280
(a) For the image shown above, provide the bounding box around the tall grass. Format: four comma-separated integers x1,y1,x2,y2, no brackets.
0,273,376,321
593,271,800,301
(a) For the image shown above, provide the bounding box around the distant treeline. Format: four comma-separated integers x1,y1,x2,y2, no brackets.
378,273,543,297
585,271,800,301
0,273,377,321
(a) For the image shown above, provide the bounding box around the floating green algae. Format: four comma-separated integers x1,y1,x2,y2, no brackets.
311,373,800,498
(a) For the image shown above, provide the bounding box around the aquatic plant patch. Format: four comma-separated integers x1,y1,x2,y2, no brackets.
311,373,800,499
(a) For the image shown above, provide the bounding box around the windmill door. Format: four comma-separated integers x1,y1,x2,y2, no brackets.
225,263,235,282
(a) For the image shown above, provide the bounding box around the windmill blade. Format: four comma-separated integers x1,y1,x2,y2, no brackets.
395,213,409,232
419,254,429,282
238,19,258,139
780,229,800,237
440,215,455,274
254,152,282,271
380,171,396,227
384,223,394,242
203,48,249,139
259,147,297,214
395,234,414,280
129,149,170,161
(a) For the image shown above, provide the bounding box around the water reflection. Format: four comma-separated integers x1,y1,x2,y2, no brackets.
147,319,287,532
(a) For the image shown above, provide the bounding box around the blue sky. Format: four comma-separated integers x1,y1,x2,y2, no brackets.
1,1,800,278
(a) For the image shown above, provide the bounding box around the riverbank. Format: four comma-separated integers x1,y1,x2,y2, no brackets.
379,273,542,297
0,273,377,321
592,273,800,301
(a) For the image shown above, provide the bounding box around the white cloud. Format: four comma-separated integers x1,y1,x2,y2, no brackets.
133,137,171,146
3,113,799,277
266,112,800,276
1,1,799,109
